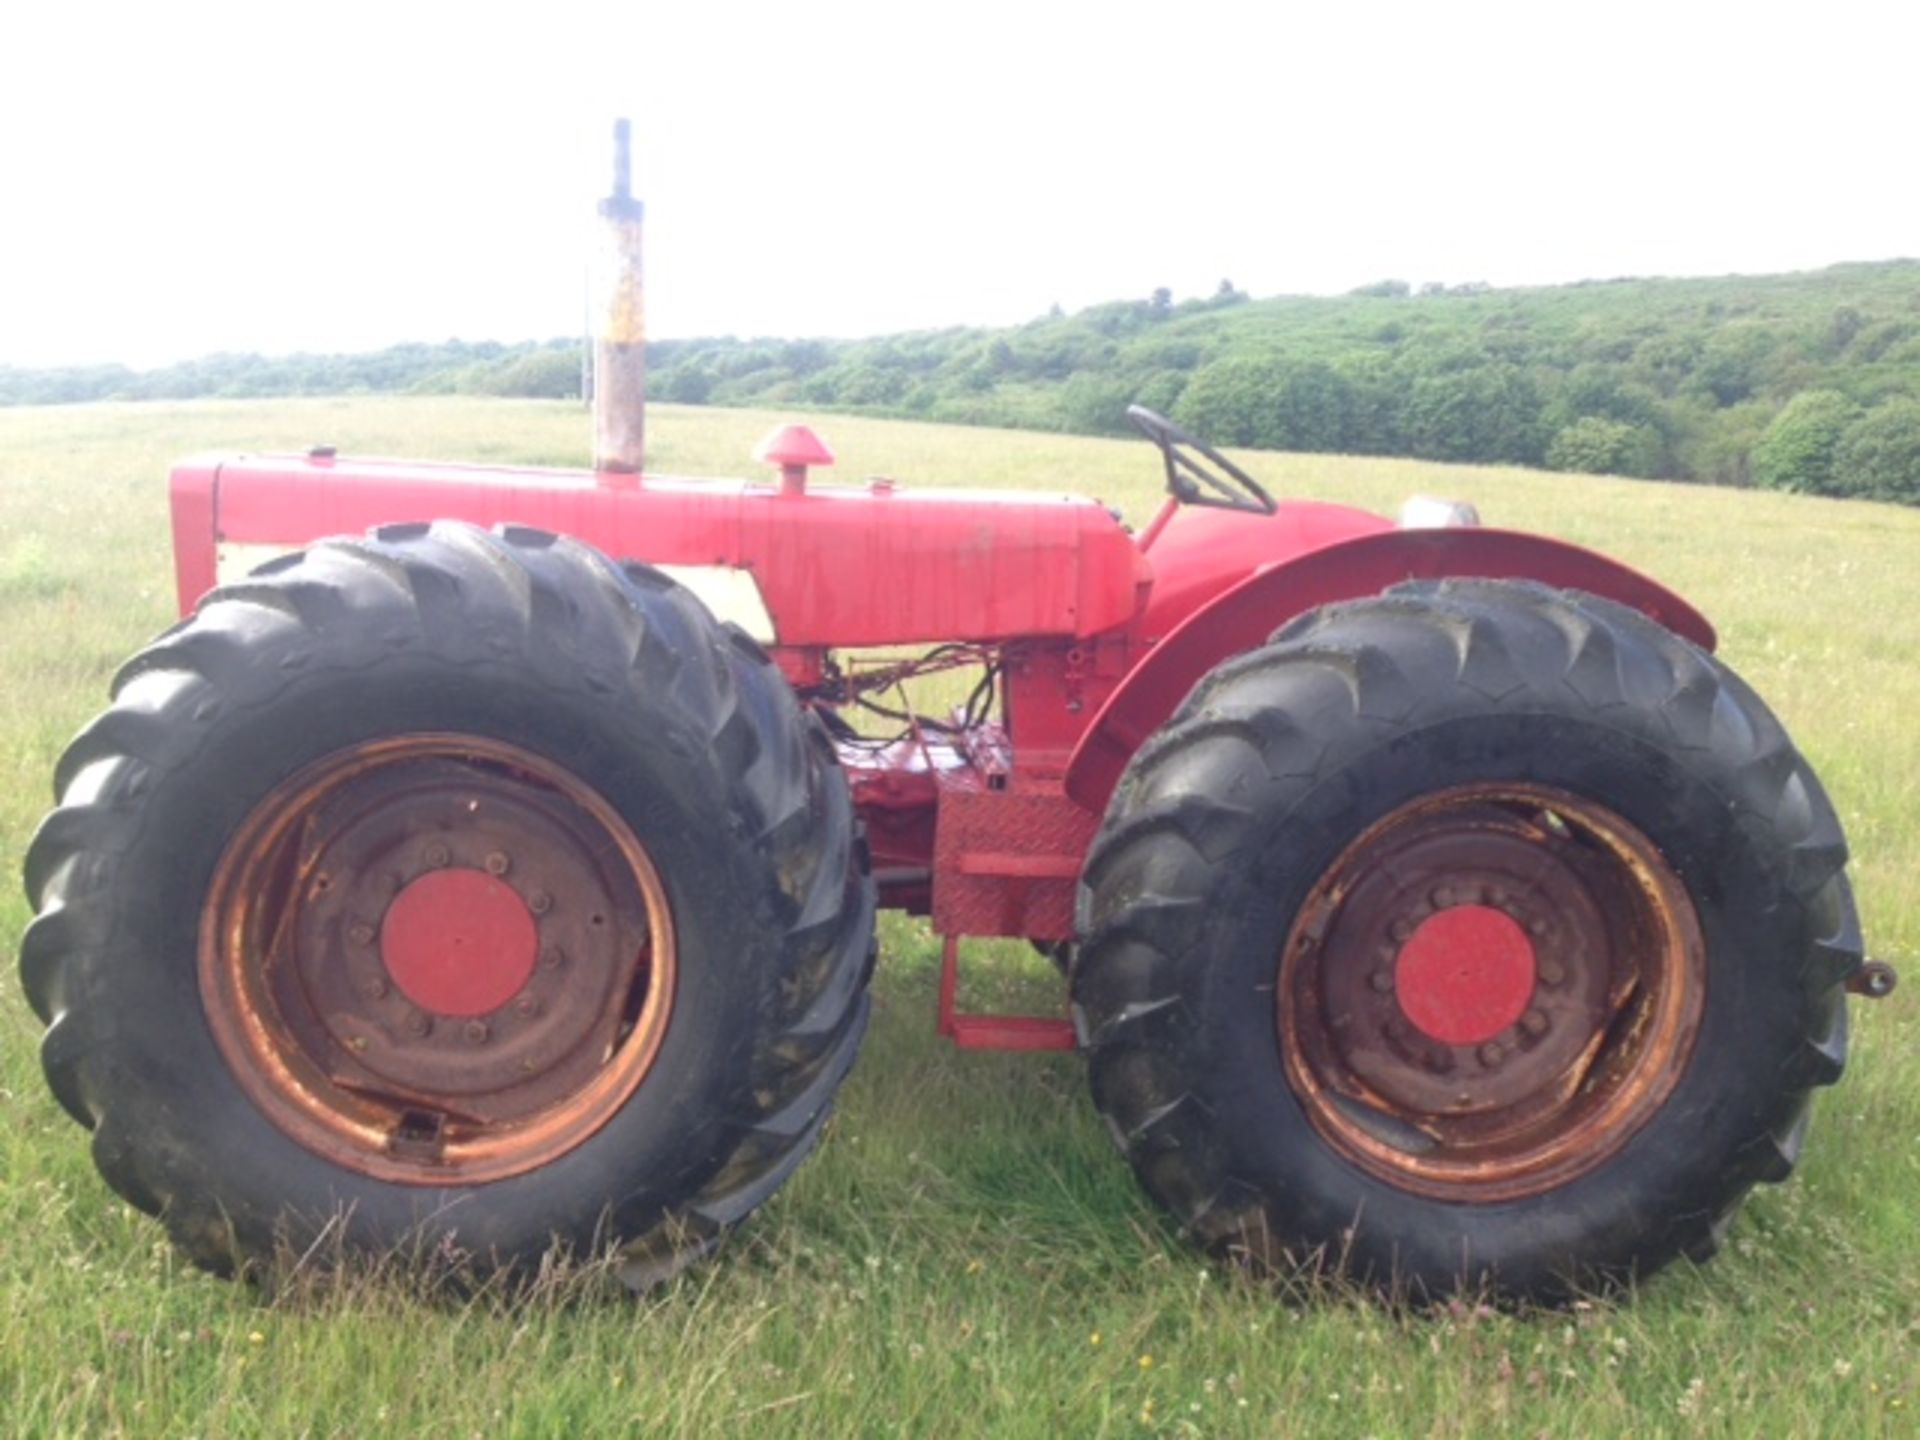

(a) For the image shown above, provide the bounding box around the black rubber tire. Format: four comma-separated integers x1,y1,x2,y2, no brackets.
20,521,876,1287
1073,578,1862,1303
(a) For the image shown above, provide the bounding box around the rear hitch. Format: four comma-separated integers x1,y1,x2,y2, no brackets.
1847,960,1898,999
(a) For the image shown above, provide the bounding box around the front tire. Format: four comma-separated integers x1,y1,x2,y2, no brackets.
1074,579,1862,1302
21,522,875,1286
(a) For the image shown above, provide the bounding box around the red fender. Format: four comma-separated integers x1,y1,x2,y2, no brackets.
1063,528,1716,812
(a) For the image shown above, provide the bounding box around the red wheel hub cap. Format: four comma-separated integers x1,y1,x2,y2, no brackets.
1393,904,1536,1046
380,867,538,1017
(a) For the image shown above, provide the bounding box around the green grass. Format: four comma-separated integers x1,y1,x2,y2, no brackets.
1,397,1916,1438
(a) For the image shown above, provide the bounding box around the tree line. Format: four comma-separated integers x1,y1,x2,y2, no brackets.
6,260,1918,503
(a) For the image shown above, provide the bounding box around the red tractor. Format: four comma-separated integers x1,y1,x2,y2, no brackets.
21,129,1894,1302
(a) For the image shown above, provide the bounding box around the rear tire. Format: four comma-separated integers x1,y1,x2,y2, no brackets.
21,522,876,1286
1074,579,1861,1302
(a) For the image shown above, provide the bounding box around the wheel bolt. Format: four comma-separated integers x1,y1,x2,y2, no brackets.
541,946,565,970
348,921,375,946
362,976,389,1000
515,996,541,1018
1538,959,1567,986
1521,1008,1550,1036
1369,969,1394,994
404,1012,431,1038
1477,1041,1505,1069
1425,1048,1455,1074
484,851,510,876
424,842,450,868
1389,919,1414,943
1432,885,1454,909
465,1020,490,1044
528,890,552,915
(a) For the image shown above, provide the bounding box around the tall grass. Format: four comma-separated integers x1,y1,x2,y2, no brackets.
1,398,1914,1437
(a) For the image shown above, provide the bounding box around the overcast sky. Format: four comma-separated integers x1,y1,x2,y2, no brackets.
3,1,1914,368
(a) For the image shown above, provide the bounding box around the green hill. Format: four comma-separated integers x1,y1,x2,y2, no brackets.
8,259,1919,500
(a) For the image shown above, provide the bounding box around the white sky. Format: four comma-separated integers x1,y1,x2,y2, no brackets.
3,0,1915,368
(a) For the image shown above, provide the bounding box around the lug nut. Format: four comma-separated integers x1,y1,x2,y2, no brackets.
528,890,552,915
464,1020,490,1044
424,842,450,868
515,996,541,1018
1432,885,1454,909
404,1012,431,1038
1521,1008,1549,1037
485,851,510,876
362,976,389,1000
348,921,375,946
541,946,565,971
1477,1041,1505,1069
1369,969,1395,994
1390,919,1414,943
1538,959,1567,986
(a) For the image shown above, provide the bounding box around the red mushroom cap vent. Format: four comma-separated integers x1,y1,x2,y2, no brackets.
753,424,835,470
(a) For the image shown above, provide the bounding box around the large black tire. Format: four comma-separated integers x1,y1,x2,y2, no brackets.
1073,578,1862,1302
20,522,875,1286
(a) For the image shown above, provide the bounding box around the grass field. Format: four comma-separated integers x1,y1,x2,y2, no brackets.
1,397,1915,1438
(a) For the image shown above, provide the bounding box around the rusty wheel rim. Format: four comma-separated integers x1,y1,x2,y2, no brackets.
200,734,676,1185
1278,782,1704,1201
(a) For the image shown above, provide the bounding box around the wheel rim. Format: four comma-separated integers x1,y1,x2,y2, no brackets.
200,733,676,1185
1277,782,1704,1201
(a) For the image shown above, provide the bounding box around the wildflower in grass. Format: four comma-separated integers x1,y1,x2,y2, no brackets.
1677,1377,1705,1418
247,1331,265,1345
1139,1354,1154,1370
1833,1358,1854,1379
1090,1332,1102,1347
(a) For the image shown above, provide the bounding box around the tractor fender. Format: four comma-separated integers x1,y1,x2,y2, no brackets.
1064,527,1716,812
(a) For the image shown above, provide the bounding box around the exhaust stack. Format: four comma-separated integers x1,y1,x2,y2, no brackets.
593,119,646,479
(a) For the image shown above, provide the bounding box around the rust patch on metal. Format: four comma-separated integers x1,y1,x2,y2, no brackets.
1277,782,1705,1202
199,733,676,1185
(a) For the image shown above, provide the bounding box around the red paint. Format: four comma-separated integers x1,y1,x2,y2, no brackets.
754,424,835,495
1394,906,1536,1046
935,937,1075,1051
1136,496,1392,638
1064,527,1718,811
753,424,835,469
948,1015,1077,1051
380,868,538,1017
185,456,1149,648
168,447,1720,1053
167,461,220,615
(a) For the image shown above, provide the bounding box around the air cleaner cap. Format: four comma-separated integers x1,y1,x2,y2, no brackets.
753,425,835,470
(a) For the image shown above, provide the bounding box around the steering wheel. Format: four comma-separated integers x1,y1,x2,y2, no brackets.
1127,405,1276,515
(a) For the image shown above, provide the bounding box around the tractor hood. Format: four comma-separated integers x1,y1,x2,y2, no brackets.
170,453,1153,648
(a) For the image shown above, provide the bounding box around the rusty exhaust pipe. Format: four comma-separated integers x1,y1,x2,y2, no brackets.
593,118,645,481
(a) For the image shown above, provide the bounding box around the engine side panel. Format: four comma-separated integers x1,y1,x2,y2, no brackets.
1063,527,1718,811
178,455,1150,647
